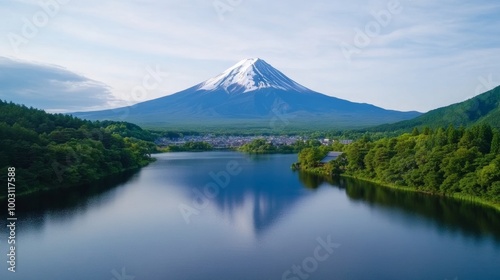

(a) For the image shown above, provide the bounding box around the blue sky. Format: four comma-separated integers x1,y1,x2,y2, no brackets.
1,0,500,112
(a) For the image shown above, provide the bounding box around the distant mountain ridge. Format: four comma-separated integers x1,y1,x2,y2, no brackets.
373,86,500,131
73,58,421,131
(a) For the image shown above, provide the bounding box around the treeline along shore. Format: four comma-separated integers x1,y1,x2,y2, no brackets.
294,125,500,211
0,100,156,199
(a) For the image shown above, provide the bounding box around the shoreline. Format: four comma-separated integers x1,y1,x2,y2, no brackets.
340,174,500,212
0,162,152,200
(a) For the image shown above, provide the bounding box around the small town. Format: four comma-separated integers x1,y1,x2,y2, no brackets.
155,135,353,149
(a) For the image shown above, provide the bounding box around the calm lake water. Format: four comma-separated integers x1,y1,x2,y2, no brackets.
1,152,500,280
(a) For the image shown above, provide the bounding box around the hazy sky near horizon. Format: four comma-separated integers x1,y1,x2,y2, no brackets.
1,0,500,112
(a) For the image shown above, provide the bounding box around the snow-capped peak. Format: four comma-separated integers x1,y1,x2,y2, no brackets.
198,58,309,94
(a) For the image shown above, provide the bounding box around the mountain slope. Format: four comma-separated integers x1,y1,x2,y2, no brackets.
73,58,421,131
373,86,500,131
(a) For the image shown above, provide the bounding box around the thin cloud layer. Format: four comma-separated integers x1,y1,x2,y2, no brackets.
0,0,499,112
0,57,116,112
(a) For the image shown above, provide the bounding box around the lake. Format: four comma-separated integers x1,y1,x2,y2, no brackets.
1,152,499,280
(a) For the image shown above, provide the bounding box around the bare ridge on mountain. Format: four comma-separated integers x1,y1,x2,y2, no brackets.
73,58,421,130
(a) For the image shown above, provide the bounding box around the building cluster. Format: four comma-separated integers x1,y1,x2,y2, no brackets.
155,135,353,149
155,135,306,149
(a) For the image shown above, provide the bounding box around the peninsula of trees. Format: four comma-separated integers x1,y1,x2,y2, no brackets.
0,100,156,198
295,125,500,210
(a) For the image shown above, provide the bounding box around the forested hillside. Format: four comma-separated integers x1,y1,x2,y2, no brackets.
0,100,156,198
297,124,500,209
373,86,500,131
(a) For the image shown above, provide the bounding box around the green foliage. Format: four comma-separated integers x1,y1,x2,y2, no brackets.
344,138,372,173
297,147,325,168
372,86,500,132
341,124,500,205
295,144,340,173
238,139,321,154
238,139,278,153
0,100,156,198
100,121,155,141
160,141,213,152
491,129,500,154
295,123,500,207
324,153,348,176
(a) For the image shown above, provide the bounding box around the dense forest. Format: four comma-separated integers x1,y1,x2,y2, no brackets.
296,124,500,209
0,100,156,198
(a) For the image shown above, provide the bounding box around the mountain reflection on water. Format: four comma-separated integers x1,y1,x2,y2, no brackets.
5,153,499,244
298,171,500,243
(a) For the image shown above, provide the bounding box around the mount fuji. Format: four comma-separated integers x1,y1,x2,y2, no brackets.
197,58,310,94
73,58,421,130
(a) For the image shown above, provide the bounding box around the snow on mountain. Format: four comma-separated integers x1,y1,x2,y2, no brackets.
73,58,422,130
198,58,310,94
